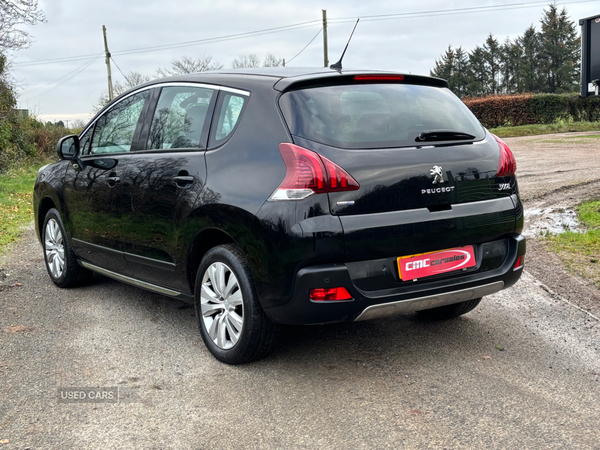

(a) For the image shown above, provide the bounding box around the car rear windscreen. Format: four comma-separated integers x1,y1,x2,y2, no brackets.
279,83,485,149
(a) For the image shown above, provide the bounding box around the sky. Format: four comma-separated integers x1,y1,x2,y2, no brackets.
8,0,598,125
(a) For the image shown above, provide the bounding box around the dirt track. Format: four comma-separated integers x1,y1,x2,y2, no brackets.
0,131,599,449
505,131,600,317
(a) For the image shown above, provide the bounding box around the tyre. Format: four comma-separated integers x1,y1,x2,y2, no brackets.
416,297,482,320
194,244,277,364
42,208,93,288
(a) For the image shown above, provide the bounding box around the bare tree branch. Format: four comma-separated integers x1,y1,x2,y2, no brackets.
0,0,46,50
156,55,223,77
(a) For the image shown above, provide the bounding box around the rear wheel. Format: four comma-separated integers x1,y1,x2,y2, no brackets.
42,208,93,288
194,244,277,364
416,298,482,320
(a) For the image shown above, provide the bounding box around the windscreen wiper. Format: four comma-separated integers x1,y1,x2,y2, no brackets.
415,130,476,142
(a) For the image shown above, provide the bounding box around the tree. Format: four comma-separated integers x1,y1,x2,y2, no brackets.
156,55,223,77
467,46,489,96
94,71,151,112
431,46,469,97
538,4,580,93
0,52,15,116
517,25,544,93
431,46,456,82
0,0,46,50
263,53,283,67
500,38,523,94
232,54,261,69
482,34,502,95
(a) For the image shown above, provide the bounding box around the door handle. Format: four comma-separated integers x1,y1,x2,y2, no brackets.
172,175,195,187
106,172,121,187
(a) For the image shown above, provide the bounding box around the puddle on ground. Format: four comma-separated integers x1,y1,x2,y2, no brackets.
524,207,582,237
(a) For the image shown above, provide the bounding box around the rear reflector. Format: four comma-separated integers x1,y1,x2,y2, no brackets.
270,143,359,201
354,75,405,82
493,134,517,177
310,287,353,302
514,255,524,271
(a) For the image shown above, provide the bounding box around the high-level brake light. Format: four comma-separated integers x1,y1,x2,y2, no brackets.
493,134,517,177
354,75,405,82
269,143,359,201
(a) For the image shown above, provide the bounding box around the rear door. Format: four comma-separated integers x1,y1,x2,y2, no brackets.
119,84,216,289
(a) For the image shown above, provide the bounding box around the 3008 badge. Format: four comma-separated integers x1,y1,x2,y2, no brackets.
398,246,477,281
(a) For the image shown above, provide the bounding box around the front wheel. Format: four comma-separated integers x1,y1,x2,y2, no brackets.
42,208,93,288
194,244,277,364
416,298,482,320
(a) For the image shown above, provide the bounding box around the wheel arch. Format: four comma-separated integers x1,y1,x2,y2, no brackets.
186,227,237,294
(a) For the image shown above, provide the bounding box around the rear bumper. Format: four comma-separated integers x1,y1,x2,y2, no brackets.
263,234,525,325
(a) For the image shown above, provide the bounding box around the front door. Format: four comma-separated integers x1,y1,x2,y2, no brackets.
64,90,151,273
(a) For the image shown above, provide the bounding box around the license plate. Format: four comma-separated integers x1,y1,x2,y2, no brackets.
397,246,476,281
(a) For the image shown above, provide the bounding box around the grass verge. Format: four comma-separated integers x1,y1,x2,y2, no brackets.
0,161,52,254
489,121,600,138
548,200,600,288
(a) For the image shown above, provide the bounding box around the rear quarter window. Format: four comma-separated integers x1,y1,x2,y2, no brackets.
279,83,485,149
208,92,248,147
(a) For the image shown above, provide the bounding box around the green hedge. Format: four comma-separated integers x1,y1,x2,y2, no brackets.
0,114,70,173
463,93,600,128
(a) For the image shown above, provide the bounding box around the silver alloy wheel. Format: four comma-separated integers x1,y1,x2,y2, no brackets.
45,218,65,279
200,262,244,350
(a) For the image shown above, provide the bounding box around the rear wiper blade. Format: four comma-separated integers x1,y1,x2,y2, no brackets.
415,130,476,142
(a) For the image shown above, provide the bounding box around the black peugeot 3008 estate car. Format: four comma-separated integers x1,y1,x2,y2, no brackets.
34,68,525,364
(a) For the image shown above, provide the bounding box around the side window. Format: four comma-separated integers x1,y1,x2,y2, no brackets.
209,92,247,147
148,86,214,150
90,91,149,155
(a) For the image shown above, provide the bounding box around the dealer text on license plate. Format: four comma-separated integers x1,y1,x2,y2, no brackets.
397,246,476,281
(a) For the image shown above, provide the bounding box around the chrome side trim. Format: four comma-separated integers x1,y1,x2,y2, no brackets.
354,281,504,321
80,82,250,136
79,261,180,297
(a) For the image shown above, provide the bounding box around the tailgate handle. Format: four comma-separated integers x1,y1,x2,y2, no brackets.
427,204,452,212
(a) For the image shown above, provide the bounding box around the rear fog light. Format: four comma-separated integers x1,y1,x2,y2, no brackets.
309,287,353,302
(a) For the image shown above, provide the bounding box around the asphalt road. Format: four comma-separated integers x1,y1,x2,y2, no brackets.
1,132,599,449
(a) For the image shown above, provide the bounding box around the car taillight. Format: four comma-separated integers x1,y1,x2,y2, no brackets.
309,287,353,302
493,134,517,177
269,143,359,201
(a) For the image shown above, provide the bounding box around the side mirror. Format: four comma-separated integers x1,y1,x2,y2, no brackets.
57,135,80,160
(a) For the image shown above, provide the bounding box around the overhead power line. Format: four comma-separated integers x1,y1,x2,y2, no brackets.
329,0,598,23
12,0,596,69
13,20,321,67
286,28,323,65
19,56,100,102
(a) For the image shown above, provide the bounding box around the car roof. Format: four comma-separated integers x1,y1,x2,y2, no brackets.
136,67,448,94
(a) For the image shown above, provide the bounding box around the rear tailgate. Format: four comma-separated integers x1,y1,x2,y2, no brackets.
279,78,520,263
293,135,520,261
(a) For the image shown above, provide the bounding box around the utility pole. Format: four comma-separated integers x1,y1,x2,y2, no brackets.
102,25,114,102
322,10,328,68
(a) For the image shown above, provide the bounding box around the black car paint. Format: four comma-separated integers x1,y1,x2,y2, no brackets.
34,68,525,325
